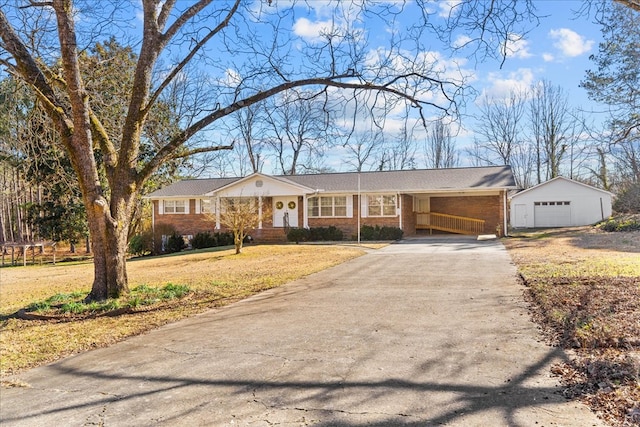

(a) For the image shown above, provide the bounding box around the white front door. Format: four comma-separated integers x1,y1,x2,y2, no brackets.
273,197,298,227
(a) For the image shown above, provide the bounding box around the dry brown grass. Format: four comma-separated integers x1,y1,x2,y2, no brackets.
0,244,369,377
504,227,640,427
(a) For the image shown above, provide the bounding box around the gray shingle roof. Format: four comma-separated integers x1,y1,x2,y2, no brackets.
285,166,515,192
146,166,516,198
146,177,239,197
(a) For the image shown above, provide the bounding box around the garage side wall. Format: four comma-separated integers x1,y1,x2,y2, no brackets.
510,179,612,228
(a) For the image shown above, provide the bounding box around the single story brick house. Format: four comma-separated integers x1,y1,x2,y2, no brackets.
145,165,517,244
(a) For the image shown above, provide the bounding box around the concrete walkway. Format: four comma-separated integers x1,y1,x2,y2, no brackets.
0,238,605,426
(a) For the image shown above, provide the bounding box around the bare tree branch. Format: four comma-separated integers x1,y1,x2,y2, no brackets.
146,1,241,116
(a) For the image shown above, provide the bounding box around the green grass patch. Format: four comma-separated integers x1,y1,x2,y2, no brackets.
23,284,191,316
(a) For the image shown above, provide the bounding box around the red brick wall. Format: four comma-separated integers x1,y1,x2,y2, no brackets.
153,199,215,237
153,198,282,244
430,194,504,235
307,195,403,239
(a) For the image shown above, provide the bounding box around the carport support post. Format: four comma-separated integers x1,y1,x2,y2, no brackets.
503,190,508,237
357,173,361,244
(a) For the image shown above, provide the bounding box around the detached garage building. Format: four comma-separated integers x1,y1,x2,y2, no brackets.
510,177,613,228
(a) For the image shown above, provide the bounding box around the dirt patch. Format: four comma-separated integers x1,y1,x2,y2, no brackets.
505,227,640,427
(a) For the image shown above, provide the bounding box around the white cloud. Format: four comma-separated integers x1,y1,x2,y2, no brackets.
503,34,532,59
437,0,463,18
480,68,535,102
542,53,554,62
222,68,242,87
293,17,336,41
453,34,472,49
548,28,594,57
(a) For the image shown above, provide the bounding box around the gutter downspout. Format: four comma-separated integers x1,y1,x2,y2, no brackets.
398,192,402,230
503,190,508,237
357,173,361,245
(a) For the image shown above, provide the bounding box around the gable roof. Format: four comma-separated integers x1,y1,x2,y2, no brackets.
212,172,315,195
510,176,613,199
146,166,516,199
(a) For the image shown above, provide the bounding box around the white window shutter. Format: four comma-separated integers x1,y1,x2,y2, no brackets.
184,199,190,214
195,199,201,214
158,200,164,215
346,195,353,217
360,195,368,218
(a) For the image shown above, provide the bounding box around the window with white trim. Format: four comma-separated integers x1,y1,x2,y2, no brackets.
367,194,396,216
308,196,348,217
200,199,214,214
163,200,187,214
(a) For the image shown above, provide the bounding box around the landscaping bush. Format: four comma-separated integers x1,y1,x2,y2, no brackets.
287,227,310,243
359,225,403,241
379,226,404,240
214,231,234,246
165,232,187,253
287,226,344,243
309,226,344,241
360,224,377,240
597,215,640,232
153,224,177,254
128,231,153,256
190,231,217,249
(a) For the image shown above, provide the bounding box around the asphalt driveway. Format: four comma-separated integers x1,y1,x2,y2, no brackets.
0,237,605,426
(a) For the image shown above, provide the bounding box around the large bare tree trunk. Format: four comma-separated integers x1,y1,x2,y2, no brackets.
53,0,131,300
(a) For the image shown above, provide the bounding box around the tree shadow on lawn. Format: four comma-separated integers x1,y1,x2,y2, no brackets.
1,347,593,427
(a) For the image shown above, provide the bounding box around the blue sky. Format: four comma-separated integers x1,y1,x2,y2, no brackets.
3,0,606,175
256,0,607,172
467,1,601,110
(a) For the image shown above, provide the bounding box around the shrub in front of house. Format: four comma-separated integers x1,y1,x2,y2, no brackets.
128,231,153,256
190,232,217,249
359,225,403,241
309,226,344,241
214,231,234,247
165,231,187,253
379,226,403,240
287,227,310,243
154,224,177,254
287,226,344,243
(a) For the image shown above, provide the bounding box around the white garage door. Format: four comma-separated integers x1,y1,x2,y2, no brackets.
534,201,571,227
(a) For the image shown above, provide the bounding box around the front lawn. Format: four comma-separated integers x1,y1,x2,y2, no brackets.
0,244,368,378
